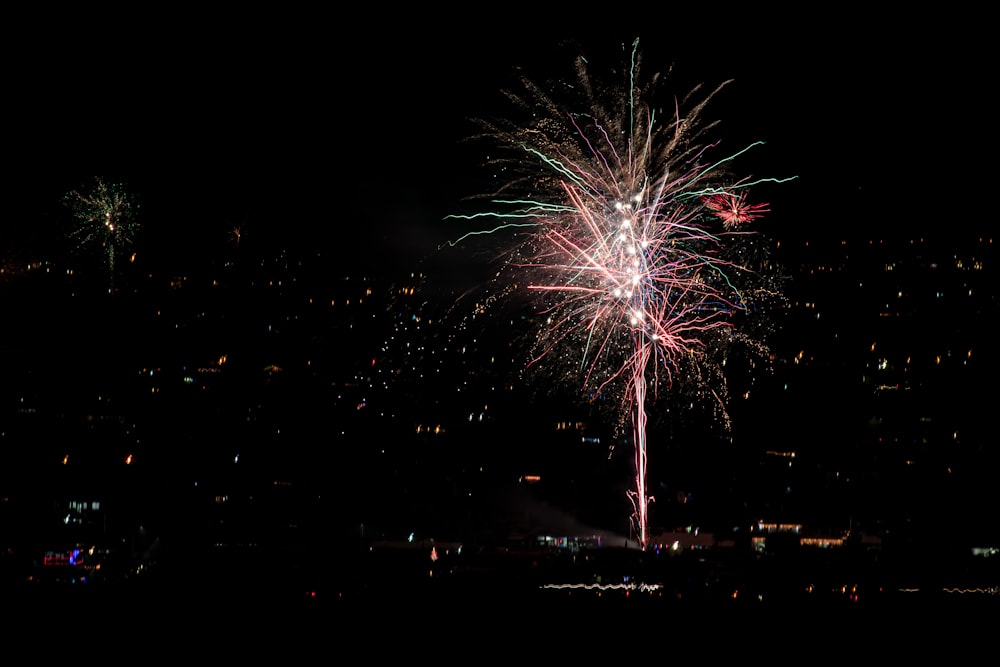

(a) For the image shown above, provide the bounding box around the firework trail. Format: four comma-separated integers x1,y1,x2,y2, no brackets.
447,39,790,551
64,177,140,294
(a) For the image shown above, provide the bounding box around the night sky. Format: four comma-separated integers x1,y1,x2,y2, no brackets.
5,10,994,271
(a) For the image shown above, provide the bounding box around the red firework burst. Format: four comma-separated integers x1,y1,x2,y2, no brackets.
702,191,770,229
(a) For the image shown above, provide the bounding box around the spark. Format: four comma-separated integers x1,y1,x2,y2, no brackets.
448,38,789,551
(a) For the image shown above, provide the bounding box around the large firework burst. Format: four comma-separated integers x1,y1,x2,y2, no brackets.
447,38,789,550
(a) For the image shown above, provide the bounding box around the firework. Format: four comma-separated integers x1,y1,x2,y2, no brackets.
64,177,140,293
701,191,770,229
448,39,789,550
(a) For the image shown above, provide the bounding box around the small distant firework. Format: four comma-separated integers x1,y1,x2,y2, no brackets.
701,191,770,229
64,177,140,293
447,38,790,550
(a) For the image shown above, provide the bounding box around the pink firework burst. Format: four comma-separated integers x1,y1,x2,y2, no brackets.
701,191,770,229
448,38,787,552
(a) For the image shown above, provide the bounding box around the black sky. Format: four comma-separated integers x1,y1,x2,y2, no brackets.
3,10,994,272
